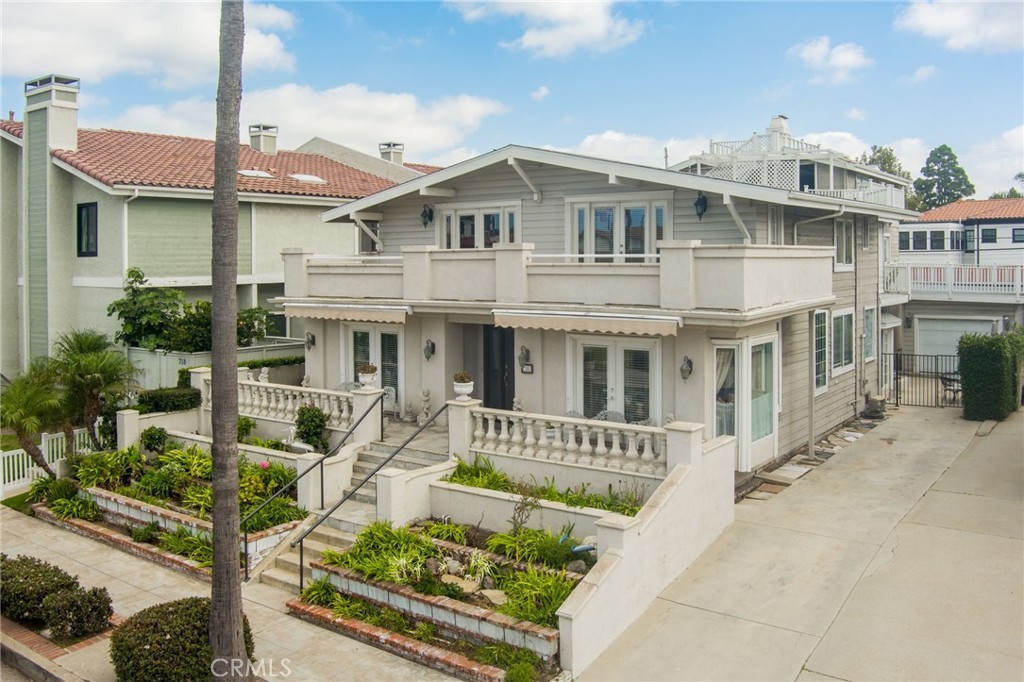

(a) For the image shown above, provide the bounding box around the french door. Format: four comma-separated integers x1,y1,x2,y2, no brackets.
442,207,516,249
350,326,400,404
575,337,656,423
713,334,778,472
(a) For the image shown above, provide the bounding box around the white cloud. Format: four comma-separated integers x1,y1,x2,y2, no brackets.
547,130,708,168
531,86,550,101
801,131,870,159
1,1,296,88
895,1,1023,52
89,83,507,157
961,125,1024,197
845,108,867,121
889,138,929,177
901,65,936,84
787,36,873,85
448,1,643,58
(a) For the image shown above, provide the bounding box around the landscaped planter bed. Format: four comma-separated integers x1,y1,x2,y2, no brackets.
30,504,212,581
287,599,506,682
312,562,560,659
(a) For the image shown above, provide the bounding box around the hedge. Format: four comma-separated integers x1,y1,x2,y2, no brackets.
959,330,1023,421
177,355,305,388
0,554,80,622
110,597,254,682
135,387,202,413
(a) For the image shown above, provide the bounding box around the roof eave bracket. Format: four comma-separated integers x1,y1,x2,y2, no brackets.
508,158,542,202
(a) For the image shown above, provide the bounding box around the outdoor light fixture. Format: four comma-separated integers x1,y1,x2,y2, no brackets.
679,355,693,380
420,204,434,228
304,331,316,351
694,192,708,221
423,339,436,360
518,345,533,373
904,314,913,329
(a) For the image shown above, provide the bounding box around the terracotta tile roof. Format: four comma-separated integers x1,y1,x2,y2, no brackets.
914,198,1024,222
404,162,443,174
1,123,400,200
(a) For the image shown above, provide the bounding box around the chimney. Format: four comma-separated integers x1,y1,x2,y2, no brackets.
249,124,278,155
24,74,79,151
767,114,790,135
379,141,404,166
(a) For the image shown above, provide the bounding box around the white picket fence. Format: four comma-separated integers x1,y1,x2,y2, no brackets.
1,429,91,498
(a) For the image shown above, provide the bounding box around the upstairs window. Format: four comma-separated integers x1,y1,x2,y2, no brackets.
929,231,945,250
981,228,997,244
912,231,927,250
965,228,976,252
950,231,965,250
835,219,854,268
439,202,519,249
567,191,672,263
863,308,876,361
832,309,855,375
814,310,828,393
77,203,98,257
1013,228,1024,243
898,232,910,251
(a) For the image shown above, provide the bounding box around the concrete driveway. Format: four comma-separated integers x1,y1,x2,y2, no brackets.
580,407,1023,681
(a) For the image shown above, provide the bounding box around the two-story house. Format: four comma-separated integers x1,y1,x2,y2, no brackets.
279,117,916,473
0,74,438,380
889,198,1024,358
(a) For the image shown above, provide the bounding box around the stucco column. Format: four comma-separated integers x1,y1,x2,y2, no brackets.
663,420,704,470
447,398,482,461
116,409,141,451
281,247,311,297
494,242,532,304
658,240,700,310
402,246,435,301
190,367,213,435
350,387,385,443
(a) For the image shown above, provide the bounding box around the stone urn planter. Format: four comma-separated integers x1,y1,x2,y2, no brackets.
357,363,378,387
453,370,474,401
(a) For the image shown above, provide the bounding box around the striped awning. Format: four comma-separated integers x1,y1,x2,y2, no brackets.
283,303,408,324
492,310,681,336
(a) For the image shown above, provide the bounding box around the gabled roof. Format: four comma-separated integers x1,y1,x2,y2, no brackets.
913,198,1024,223
0,121,402,200
322,144,920,223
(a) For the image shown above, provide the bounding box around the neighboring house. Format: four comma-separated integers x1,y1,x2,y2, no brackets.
888,198,1024,357
0,74,434,379
278,116,917,473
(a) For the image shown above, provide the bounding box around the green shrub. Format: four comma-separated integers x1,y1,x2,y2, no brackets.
115,485,167,508
241,497,306,533
295,404,329,453
46,478,81,504
51,497,101,521
181,484,213,518
136,388,201,414
140,426,168,454
74,452,116,489
498,567,576,628
0,554,80,622
158,527,214,567
139,462,188,498
422,520,467,544
486,527,576,569
959,333,1019,421
504,662,538,682
27,476,54,503
258,460,296,494
474,642,540,671
166,300,212,353
130,522,160,543
41,586,113,640
444,455,515,492
413,571,465,599
109,597,253,682
247,436,289,452
237,417,257,442
411,621,436,642
299,576,339,606
333,521,439,585
158,445,212,479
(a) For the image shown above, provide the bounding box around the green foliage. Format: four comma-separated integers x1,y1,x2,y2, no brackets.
504,662,538,682
422,519,467,544
237,416,256,442
0,554,80,622
139,462,188,498
413,571,465,599
247,436,289,451
410,621,436,642
236,307,270,347
158,445,212,479
1,491,33,515
444,455,515,492
176,355,305,388
181,484,213,518
136,387,202,414
166,300,212,353
464,550,497,582
140,426,168,454
27,476,55,503
320,548,347,566
959,331,1022,421
241,497,306,533
115,484,167,508
498,567,576,628
40,586,112,640
453,370,472,383
295,404,329,452
913,144,976,210
106,267,184,349
329,594,409,632
300,576,339,607
331,521,439,585
259,460,296,495
109,597,253,682
51,497,101,521
989,187,1023,199
486,527,577,569
44,478,80,505
158,527,214,567
130,521,160,544
75,448,144,490
473,642,540,672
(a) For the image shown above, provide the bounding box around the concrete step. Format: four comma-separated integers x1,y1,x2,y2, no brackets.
315,500,376,535
341,485,377,506
306,524,358,548
260,566,302,593
364,441,450,462
357,449,449,471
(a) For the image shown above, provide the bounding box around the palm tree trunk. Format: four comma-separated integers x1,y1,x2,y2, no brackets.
16,434,56,479
210,1,249,679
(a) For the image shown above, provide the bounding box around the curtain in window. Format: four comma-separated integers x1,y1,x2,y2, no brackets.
715,348,736,437
352,331,370,377
751,342,774,440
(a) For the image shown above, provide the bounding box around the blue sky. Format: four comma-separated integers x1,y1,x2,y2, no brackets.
2,1,1021,196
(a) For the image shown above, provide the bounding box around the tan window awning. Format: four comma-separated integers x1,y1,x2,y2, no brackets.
493,310,680,336
283,303,407,324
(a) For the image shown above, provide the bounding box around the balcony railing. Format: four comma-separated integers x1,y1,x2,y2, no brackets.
805,182,906,209
884,263,1024,301
285,242,835,316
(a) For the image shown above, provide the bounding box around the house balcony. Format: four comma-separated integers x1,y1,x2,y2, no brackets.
283,242,835,323
884,263,1024,303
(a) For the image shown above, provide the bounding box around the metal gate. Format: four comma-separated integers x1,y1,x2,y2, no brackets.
882,353,961,407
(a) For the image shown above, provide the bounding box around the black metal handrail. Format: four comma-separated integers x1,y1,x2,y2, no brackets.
292,401,450,592
242,391,385,580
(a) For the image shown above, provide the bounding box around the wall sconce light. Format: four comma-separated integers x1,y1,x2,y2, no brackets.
420,204,434,228
679,355,693,380
304,331,316,351
423,339,436,360
518,345,533,373
904,314,913,329
693,192,708,221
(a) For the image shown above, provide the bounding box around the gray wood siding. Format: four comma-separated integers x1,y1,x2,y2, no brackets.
1,136,22,375
26,109,49,358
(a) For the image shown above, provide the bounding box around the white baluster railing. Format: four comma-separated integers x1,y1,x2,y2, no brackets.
235,380,355,431
468,408,668,478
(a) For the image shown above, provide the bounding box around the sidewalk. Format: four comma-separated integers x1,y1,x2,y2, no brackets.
580,406,1023,681
0,506,456,681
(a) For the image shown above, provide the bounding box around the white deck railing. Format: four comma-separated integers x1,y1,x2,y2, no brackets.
1,428,91,496
884,263,1024,300
805,182,906,209
202,378,356,431
468,407,668,477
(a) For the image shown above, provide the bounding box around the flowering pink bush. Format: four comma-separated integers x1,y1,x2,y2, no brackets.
259,460,270,470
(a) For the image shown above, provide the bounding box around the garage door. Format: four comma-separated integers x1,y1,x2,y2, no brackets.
916,318,994,357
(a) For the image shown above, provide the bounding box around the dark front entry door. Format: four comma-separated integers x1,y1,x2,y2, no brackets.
482,325,515,410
